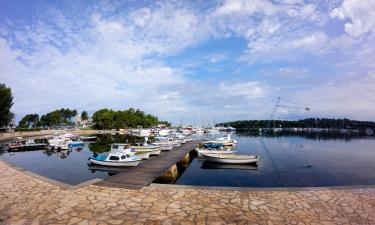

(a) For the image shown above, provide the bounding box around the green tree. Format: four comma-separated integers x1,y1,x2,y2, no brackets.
39,108,78,127
92,108,164,129
81,111,88,121
18,114,39,128
0,84,14,127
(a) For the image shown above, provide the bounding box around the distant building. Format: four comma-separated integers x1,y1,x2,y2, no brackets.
75,113,93,128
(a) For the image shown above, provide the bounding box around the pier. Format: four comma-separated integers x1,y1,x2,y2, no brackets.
95,140,199,189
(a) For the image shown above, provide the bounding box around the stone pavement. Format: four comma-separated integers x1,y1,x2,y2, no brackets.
0,160,374,225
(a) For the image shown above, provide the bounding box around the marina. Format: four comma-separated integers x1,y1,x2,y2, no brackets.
2,132,375,189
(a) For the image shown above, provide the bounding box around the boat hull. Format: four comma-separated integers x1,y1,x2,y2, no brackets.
135,152,150,160
202,154,259,164
133,148,161,156
195,148,235,155
89,158,140,167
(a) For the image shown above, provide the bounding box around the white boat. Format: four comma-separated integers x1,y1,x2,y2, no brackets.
194,128,205,135
204,134,237,147
202,153,259,164
111,143,159,157
158,129,171,136
89,152,141,167
195,147,235,155
134,151,150,160
140,129,151,137
48,137,71,150
205,127,220,133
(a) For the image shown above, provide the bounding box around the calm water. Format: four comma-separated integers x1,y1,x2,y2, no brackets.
1,133,375,187
176,133,375,187
0,134,145,185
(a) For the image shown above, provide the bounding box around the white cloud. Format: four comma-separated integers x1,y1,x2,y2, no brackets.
278,67,310,77
1,0,375,124
293,72,375,120
219,81,266,99
331,0,375,37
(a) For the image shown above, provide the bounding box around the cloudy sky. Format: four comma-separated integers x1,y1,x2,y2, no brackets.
1,0,375,125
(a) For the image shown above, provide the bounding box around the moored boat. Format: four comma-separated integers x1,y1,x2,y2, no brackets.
195,147,235,155
202,153,259,164
89,152,140,167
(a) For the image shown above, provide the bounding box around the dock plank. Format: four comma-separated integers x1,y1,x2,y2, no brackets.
95,141,198,189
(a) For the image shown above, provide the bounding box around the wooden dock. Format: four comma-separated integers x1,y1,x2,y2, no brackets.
95,141,199,189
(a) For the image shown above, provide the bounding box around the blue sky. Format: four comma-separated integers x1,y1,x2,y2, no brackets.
1,0,375,125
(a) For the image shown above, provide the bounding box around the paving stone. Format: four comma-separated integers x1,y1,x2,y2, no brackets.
0,160,375,225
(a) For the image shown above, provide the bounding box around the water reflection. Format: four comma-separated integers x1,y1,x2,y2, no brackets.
1,133,375,187
201,161,258,170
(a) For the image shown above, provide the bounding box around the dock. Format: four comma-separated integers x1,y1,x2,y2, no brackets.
95,140,199,189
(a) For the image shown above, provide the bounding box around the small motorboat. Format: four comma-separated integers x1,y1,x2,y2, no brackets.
110,143,150,159
203,134,237,147
7,138,22,151
111,143,161,156
89,152,141,167
195,147,235,156
202,153,259,164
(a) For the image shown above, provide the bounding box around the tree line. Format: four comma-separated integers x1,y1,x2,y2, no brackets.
92,108,169,129
18,108,78,128
217,118,375,130
17,108,168,129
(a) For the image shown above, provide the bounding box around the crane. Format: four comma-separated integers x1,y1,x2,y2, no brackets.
266,97,310,130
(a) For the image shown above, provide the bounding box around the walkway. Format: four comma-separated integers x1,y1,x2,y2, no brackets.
96,141,199,189
0,160,374,224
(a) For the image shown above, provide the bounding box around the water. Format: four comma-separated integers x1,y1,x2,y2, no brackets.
0,134,145,185
1,133,375,187
175,133,375,187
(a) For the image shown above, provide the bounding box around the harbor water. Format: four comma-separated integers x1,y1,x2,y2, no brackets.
1,133,375,187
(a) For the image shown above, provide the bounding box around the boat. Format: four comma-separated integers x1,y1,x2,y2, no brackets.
153,144,174,151
7,138,22,151
18,139,48,151
195,147,235,156
194,128,205,135
131,138,162,155
154,136,181,148
89,152,141,167
48,137,71,150
203,134,237,147
139,129,151,137
110,143,152,159
205,127,220,133
202,153,259,164
158,129,171,136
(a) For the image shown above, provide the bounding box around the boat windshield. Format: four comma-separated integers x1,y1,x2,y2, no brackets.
109,156,119,160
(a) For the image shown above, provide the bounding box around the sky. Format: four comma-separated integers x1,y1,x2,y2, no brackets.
1,0,375,125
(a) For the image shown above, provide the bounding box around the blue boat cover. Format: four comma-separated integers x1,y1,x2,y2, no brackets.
203,143,224,148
